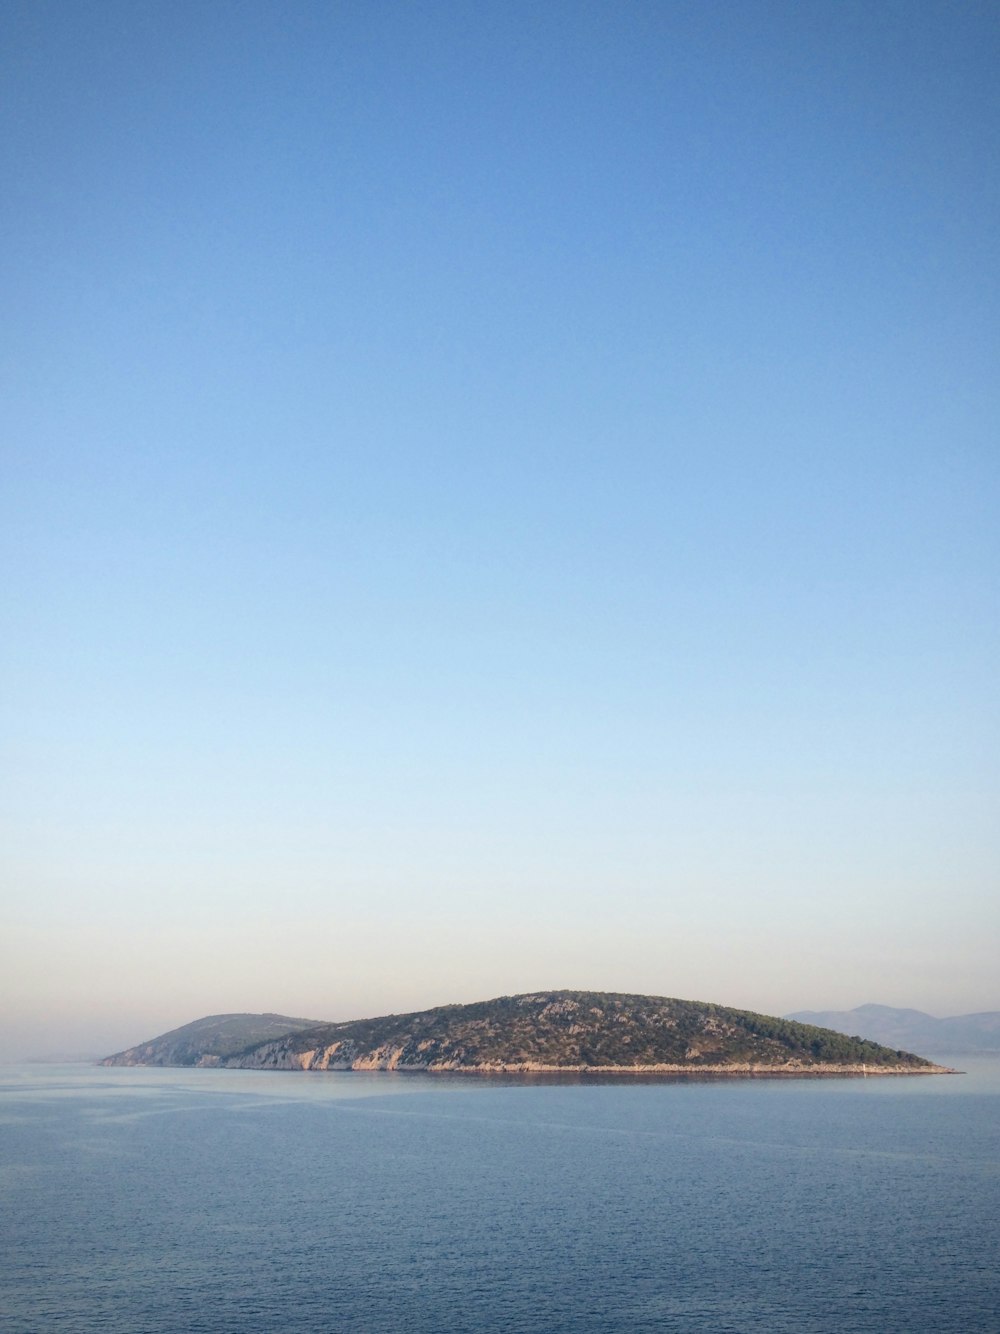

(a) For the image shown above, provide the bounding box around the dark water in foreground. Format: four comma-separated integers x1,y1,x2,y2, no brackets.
1,1059,998,1333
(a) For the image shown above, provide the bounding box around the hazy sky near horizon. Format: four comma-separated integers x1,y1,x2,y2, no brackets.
2,1,998,1059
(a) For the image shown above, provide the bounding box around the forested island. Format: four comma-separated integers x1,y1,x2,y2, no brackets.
102,991,954,1075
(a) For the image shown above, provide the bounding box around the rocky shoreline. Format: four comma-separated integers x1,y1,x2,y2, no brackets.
217,1042,957,1076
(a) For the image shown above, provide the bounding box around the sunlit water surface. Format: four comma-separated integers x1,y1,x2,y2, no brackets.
2,1057,998,1332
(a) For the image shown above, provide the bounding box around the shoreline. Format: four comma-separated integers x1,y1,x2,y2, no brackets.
204,1055,961,1077
101,1055,962,1076
370,1061,965,1072
416,1062,961,1076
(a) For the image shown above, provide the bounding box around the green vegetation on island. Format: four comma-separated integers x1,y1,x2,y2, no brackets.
103,993,951,1074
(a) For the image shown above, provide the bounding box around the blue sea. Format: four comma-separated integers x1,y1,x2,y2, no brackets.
2,1058,998,1333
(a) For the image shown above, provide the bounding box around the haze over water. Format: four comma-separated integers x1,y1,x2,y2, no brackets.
4,8,995,1326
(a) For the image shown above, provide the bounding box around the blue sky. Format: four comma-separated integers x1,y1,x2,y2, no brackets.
2,1,998,1057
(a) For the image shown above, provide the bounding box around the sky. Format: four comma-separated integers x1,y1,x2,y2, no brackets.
2,0,998,1060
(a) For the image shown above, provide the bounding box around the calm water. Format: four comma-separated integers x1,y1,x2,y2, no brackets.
1,1058,998,1333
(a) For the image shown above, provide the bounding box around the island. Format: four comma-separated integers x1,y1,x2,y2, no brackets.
101,991,956,1075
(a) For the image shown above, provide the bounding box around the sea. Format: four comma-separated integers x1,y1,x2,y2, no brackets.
1,1057,998,1333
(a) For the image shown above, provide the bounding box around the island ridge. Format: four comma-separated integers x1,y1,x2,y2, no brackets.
101,991,955,1075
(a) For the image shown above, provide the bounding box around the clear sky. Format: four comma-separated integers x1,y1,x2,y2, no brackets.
2,1,998,1059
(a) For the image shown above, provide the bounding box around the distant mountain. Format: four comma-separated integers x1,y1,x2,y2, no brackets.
785,1004,1000,1055
100,1013,324,1067
103,993,949,1074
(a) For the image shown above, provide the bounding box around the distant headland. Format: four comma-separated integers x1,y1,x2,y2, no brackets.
785,1003,1000,1055
100,992,956,1076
